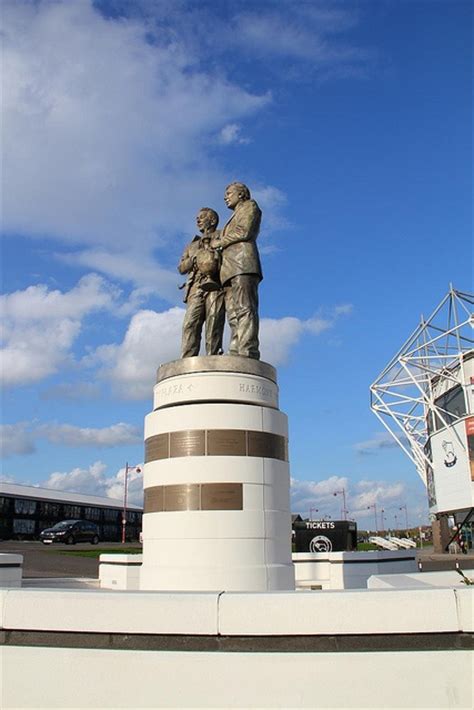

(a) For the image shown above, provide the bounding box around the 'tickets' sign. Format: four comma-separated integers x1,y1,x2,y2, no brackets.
293,520,357,553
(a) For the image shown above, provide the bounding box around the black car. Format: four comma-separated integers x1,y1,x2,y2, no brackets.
40,520,100,545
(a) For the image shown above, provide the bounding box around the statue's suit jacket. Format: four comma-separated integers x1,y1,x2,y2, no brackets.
219,199,263,286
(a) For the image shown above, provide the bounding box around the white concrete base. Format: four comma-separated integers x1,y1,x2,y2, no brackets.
0,585,472,708
293,550,417,589
0,554,23,588
99,554,142,590
2,646,471,709
368,569,469,589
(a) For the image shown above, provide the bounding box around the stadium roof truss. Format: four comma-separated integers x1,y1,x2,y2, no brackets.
370,287,474,484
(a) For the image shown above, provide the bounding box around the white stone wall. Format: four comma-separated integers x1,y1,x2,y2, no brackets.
293,550,417,589
0,585,472,709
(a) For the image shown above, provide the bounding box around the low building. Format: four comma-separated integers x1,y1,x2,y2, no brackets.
0,482,143,542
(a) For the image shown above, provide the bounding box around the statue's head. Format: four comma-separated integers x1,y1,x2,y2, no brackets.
224,182,251,209
196,207,219,233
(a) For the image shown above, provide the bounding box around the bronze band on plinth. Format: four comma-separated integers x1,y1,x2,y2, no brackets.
145,429,288,463
144,483,243,513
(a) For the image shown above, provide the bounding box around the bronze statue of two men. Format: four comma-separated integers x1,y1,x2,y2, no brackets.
179,182,262,360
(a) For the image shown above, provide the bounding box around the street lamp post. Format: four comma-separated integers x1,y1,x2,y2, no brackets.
367,503,378,535
333,488,347,520
122,462,142,544
399,504,409,535
309,507,319,521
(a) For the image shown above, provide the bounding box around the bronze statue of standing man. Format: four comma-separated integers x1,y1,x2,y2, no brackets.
211,182,262,360
179,208,225,358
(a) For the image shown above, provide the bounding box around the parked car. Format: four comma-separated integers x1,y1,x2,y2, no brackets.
40,520,100,545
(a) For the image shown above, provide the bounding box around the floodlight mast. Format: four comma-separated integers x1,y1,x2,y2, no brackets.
370,287,474,486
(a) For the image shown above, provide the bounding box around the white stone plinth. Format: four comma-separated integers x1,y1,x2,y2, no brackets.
140,357,295,592
99,554,142,590
0,554,23,588
293,550,417,590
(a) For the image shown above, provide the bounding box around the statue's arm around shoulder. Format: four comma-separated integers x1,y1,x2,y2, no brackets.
220,200,261,248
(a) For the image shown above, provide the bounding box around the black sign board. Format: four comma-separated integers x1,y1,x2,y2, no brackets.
293,520,357,552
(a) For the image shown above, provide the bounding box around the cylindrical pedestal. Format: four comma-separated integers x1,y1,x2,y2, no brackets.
140,356,295,591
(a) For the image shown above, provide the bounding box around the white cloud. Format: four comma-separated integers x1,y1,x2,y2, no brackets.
90,302,353,399
260,304,353,365
0,274,117,322
230,7,365,66
59,250,178,303
291,475,349,515
41,460,144,506
2,0,269,258
218,123,250,145
92,307,185,399
350,479,406,513
354,432,403,455
0,274,118,386
37,422,141,448
1,420,141,458
290,475,426,527
0,423,36,457
259,317,303,364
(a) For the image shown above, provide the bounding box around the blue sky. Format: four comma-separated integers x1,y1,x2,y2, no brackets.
1,0,472,528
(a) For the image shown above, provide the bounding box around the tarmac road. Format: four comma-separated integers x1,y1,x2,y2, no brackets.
1,541,473,579
0,540,142,578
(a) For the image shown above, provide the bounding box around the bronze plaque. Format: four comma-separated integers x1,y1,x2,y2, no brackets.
170,430,205,458
145,434,169,462
201,483,243,510
247,431,287,461
164,484,200,511
144,486,164,513
207,429,247,456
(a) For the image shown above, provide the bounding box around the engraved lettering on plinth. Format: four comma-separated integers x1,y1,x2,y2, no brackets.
144,486,164,513
201,483,243,510
170,430,205,458
238,380,274,401
248,431,287,461
207,429,247,456
145,433,169,462
164,484,200,511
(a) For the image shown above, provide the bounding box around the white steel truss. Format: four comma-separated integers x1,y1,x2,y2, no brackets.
370,287,474,484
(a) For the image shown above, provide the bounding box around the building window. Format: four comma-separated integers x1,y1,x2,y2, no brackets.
63,505,82,519
14,498,37,515
40,502,61,518
103,508,120,522
13,519,35,533
84,507,101,521
0,496,12,514
433,385,467,431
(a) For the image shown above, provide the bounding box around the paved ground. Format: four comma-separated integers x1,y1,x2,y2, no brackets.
1,541,473,579
0,540,142,578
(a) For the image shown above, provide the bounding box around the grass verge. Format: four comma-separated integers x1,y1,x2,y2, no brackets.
56,547,142,558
